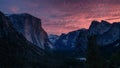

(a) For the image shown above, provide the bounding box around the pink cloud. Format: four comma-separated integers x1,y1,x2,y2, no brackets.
3,0,120,35
10,6,19,13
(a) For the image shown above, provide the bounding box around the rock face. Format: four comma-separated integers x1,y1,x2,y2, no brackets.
0,11,49,68
51,20,120,57
52,29,88,57
48,34,59,44
8,14,52,49
55,29,88,50
89,20,120,46
89,20,112,35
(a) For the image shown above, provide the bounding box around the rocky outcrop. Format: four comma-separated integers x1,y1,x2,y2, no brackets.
48,34,59,44
89,20,112,35
0,11,50,68
8,14,52,49
51,20,120,57
89,20,120,46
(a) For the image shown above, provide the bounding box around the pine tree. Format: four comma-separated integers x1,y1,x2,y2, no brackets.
109,51,120,68
109,40,120,68
86,35,105,68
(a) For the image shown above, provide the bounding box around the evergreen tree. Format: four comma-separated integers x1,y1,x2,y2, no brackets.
109,40,120,68
109,51,120,68
86,35,105,68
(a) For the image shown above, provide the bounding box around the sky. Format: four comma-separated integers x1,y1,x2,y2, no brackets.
0,0,120,35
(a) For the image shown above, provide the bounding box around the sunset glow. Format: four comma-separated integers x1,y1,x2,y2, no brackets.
0,0,120,35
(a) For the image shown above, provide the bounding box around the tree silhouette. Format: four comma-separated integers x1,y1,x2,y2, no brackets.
86,35,105,68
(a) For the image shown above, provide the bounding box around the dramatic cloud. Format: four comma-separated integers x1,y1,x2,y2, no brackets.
0,0,120,35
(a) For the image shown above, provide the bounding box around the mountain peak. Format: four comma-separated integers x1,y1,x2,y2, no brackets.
112,22,120,25
0,11,4,16
101,20,109,23
89,20,112,35
89,20,100,29
90,20,111,28
89,20,100,27
101,20,111,25
8,13,41,21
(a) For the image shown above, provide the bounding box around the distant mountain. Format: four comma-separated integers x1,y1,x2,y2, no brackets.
51,20,120,57
7,14,52,49
48,34,59,44
89,20,120,46
89,20,112,35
